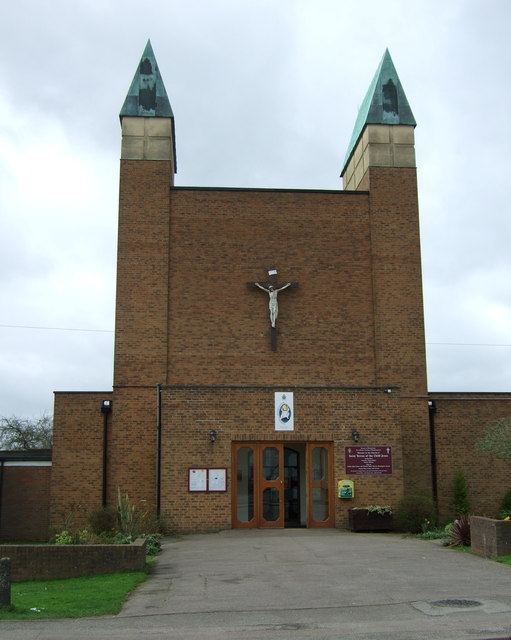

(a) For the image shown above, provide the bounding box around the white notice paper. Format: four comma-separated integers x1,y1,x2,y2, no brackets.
189,468,207,491
208,469,226,491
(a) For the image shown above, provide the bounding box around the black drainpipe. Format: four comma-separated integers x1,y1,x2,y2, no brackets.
100,400,113,507
428,399,438,515
0,459,4,534
156,384,162,518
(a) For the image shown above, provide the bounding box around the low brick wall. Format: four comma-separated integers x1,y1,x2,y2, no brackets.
0,538,146,582
470,516,511,558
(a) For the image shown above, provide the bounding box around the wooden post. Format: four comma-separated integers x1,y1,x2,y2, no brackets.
0,557,11,608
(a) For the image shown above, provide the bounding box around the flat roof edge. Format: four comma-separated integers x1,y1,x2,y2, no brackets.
171,186,369,195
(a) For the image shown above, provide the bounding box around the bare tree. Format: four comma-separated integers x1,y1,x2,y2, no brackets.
0,414,53,450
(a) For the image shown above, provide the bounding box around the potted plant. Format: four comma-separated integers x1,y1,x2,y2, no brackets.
348,505,393,532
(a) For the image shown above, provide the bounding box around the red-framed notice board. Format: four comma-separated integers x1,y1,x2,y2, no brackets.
344,446,392,475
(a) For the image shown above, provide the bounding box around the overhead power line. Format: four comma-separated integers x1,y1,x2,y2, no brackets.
0,324,113,333
427,342,511,347
1,324,511,346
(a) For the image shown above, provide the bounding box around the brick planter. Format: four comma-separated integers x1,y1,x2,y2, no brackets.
470,516,511,558
0,538,147,582
348,509,393,532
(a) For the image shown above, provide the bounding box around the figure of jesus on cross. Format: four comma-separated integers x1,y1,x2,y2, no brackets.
253,281,291,328
247,269,298,351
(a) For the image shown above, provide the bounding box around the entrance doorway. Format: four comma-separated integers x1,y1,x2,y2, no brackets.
232,442,334,528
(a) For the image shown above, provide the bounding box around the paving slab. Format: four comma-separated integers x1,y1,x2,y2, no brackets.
2,528,511,639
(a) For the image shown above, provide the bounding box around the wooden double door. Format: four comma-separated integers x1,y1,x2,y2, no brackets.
232,442,334,528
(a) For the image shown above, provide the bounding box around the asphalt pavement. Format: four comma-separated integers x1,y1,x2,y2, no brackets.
2,528,511,639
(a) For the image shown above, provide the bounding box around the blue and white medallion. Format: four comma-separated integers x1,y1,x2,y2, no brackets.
275,392,294,431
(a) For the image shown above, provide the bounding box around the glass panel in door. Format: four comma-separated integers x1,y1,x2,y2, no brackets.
260,445,284,527
308,444,333,526
236,446,254,523
262,446,279,480
262,487,280,521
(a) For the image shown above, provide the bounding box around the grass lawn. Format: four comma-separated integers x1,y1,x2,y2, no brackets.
0,570,149,619
496,554,511,566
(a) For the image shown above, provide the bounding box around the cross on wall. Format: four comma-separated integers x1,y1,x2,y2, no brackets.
247,269,299,351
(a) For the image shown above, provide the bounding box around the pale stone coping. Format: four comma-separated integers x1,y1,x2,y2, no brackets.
122,117,172,137
3,461,51,467
121,116,174,162
342,124,416,190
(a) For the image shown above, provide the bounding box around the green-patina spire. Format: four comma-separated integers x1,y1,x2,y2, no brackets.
120,40,173,118
342,49,416,172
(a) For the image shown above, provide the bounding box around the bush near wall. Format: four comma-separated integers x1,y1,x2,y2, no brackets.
0,538,146,582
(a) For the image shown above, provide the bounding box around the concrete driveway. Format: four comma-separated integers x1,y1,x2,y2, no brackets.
2,528,511,639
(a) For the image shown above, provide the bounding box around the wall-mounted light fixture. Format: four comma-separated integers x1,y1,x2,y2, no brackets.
209,430,218,443
385,388,392,394
100,400,112,414
351,429,360,443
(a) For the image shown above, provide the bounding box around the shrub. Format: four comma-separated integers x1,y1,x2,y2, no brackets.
448,515,471,546
499,489,511,519
137,510,165,535
88,506,119,535
54,529,89,544
362,505,393,515
452,470,470,517
140,533,162,556
395,494,436,533
416,525,448,540
54,530,74,545
97,531,133,544
53,501,86,533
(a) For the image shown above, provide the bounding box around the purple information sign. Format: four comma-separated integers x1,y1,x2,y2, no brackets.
345,446,392,475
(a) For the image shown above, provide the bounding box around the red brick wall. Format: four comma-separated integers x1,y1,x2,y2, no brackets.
165,188,376,386
53,156,435,532
106,387,157,508
432,394,511,521
0,465,51,541
0,539,146,581
51,392,111,530
52,389,159,528
114,159,171,387
471,516,511,558
364,167,427,395
45,90,508,534
399,397,433,497
159,386,407,532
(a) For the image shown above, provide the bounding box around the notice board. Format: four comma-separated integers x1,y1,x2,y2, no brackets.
344,446,392,475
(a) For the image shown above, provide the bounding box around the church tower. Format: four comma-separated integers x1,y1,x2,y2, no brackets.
341,48,416,191
342,50,427,397
108,42,176,503
342,50,430,497
115,40,176,388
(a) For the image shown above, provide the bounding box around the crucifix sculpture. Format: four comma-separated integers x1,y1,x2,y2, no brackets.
247,269,299,351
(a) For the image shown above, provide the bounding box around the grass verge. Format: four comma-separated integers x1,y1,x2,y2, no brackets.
496,554,511,566
0,569,149,619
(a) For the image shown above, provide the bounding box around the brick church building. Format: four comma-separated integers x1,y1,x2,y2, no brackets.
45,43,510,534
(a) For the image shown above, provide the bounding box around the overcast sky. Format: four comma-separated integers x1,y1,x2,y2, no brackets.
1,0,511,419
